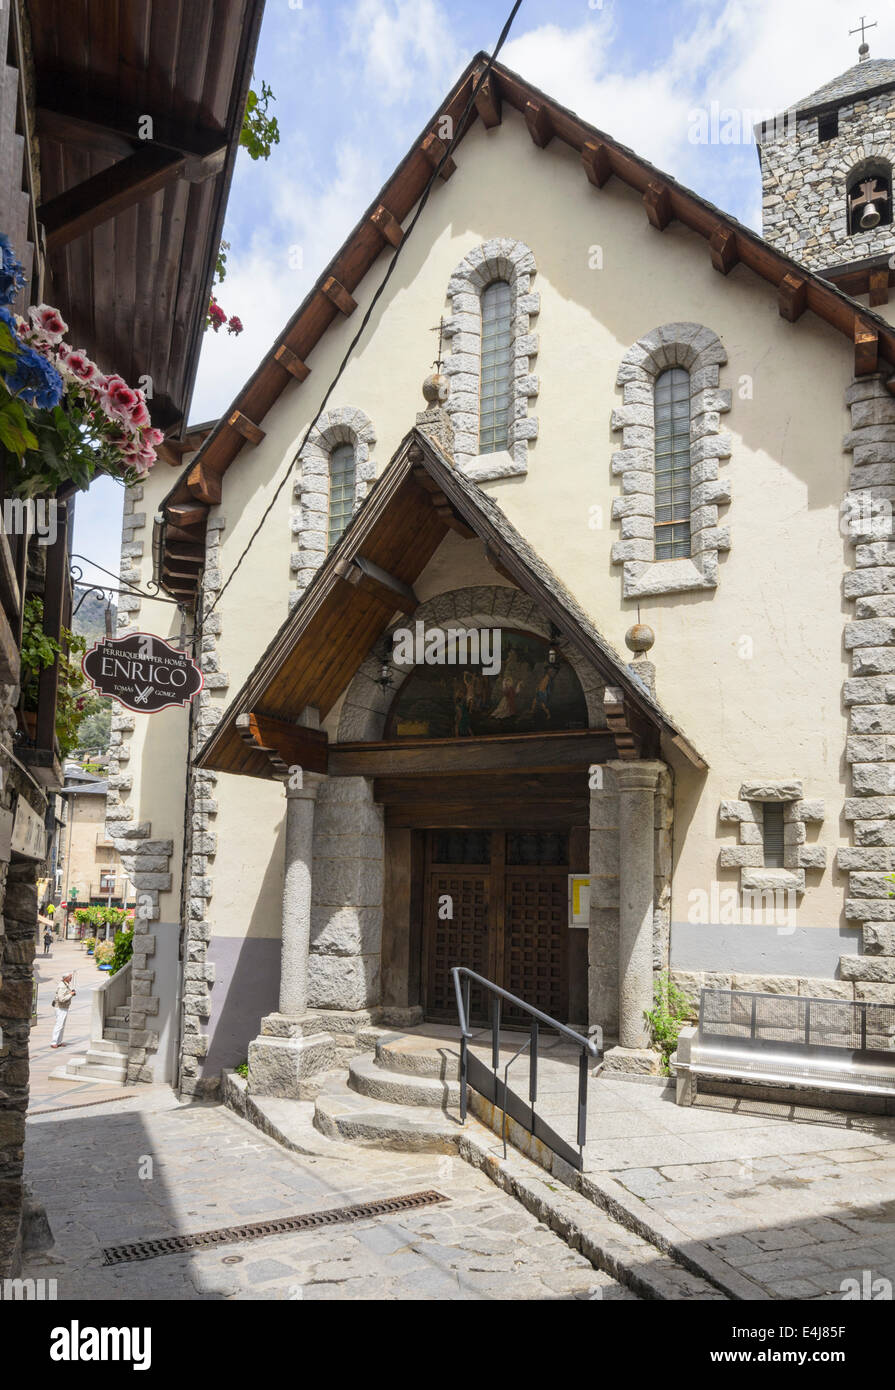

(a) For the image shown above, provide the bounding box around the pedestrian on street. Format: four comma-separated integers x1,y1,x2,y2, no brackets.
50,973,76,1048
43,928,53,956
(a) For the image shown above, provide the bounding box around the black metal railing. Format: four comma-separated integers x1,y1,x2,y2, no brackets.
452,966,602,1171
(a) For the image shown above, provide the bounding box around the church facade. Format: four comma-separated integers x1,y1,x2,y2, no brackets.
104,49,895,1095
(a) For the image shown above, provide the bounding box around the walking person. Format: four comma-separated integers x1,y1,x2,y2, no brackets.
43,927,53,956
50,972,76,1048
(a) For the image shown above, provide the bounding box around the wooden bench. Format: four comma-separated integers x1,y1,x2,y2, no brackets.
673,988,895,1111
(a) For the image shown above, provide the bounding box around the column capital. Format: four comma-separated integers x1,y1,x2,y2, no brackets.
606,759,666,792
283,771,326,801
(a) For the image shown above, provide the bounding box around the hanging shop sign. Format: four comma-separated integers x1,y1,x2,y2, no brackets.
11,795,46,860
82,632,203,714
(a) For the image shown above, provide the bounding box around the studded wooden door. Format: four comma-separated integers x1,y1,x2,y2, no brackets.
423,829,569,1023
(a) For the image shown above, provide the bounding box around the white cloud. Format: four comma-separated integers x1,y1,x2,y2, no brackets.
346,0,463,104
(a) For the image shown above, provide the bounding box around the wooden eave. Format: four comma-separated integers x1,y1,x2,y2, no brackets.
158,51,895,604
195,429,706,781
26,0,265,434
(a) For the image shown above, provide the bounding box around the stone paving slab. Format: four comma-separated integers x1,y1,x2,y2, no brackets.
22,1093,635,1301
393,1025,895,1300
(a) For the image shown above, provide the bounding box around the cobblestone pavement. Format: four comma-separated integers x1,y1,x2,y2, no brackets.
28,937,147,1111
471,1037,895,1301
22,1093,636,1301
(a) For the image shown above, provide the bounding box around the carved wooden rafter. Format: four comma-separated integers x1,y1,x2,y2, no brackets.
236,711,329,778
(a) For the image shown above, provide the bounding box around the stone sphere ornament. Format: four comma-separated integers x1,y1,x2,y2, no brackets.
625,623,655,654
422,372,450,405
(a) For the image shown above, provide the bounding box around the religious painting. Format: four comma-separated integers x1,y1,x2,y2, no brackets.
384,629,588,739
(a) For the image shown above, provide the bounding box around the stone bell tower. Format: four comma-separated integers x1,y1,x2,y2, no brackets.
756,27,895,297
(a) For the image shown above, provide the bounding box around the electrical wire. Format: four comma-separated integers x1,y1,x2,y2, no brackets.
203,0,525,619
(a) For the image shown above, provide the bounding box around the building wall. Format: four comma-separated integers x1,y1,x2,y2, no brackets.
123,101,870,1075
59,792,123,908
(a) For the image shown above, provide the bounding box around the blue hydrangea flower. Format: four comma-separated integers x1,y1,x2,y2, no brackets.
0,235,26,307
5,343,64,409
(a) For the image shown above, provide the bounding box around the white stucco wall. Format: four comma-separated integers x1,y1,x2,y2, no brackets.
128,102,859,987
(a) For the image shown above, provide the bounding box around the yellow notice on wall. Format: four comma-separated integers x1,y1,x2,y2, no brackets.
568,874,590,928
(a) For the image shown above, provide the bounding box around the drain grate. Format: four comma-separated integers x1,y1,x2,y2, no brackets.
101,1190,448,1266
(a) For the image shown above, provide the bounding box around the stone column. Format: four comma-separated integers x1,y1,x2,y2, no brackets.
247,770,335,1098
603,760,664,1074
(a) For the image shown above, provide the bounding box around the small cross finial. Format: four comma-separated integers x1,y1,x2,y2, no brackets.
429,316,447,372
850,14,877,59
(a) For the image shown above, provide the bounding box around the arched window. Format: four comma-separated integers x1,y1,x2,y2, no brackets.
654,368,691,560
328,443,356,548
479,280,512,454
847,160,893,236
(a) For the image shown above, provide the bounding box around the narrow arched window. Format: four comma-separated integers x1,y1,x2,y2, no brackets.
654,368,691,560
847,160,893,236
479,280,512,454
328,443,356,548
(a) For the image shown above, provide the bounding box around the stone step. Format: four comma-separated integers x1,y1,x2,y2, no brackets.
92,1037,128,1055
313,1076,462,1153
348,1053,461,1108
57,1055,128,1085
103,1027,130,1043
373,1031,462,1080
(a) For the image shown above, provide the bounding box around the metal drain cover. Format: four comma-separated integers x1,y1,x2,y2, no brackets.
101,1190,448,1266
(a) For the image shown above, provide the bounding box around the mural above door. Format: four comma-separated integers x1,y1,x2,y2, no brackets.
384,629,589,739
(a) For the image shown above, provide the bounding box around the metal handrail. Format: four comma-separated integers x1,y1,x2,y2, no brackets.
451,966,602,1169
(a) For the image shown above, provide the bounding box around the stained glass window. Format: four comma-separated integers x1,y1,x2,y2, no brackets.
328,443,356,548
654,367,691,560
479,280,512,454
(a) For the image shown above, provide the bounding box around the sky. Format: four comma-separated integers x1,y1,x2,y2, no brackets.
73,0,893,592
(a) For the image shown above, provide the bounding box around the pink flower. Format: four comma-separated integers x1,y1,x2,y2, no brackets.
227,315,244,335
208,298,226,332
145,427,165,448
63,348,99,383
101,375,140,423
28,303,68,342
128,392,151,428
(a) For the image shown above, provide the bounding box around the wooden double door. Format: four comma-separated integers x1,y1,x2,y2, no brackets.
422,828,570,1024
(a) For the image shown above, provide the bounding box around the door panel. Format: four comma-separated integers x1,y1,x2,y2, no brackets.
423,829,571,1024
503,870,568,1023
424,869,490,1018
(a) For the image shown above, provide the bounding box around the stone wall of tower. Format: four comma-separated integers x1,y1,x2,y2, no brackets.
759,88,895,271
839,372,895,1019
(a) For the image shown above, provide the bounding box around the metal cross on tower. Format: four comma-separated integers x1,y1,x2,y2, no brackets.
850,14,877,55
429,316,448,372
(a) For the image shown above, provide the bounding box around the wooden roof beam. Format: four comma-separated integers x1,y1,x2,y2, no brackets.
227,410,266,445
322,276,357,316
166,503,209,530
370,204,404,248
35,96,230,163
870,268,890,308
186,462,222,506
39,147,185,251
524,101,554,148
581,140,612,188
710,225,738,275
473,72,502,129
643,182,673,231
855,321,879,376
335,555,418,616
778,273,808,322
237,711,329,776
274,344,311,382
603,685,640,759
421,131,456,180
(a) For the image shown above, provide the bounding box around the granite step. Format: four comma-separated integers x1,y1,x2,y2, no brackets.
313,1076,462,1153
348,1053,461,1108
